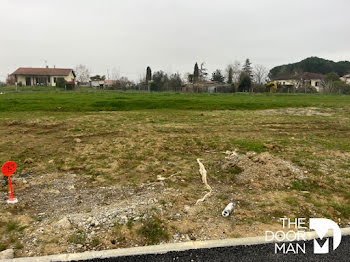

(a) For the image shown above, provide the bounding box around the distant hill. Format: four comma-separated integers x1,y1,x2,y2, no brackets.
269,57,350,80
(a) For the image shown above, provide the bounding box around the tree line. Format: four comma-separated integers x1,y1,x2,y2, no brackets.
142,59,269,92
71,59,269,92
10,57,346,94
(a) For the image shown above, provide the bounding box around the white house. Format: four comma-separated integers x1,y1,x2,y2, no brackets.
11,67,75,87
275,72,325,92
340,74,350,84
89,79,117,88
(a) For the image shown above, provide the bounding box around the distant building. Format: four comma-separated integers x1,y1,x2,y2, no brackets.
89,80,105,88
275,72,325,92
11,67,75,87
198,81,218,93
183,81,232,93
89,79,116,88
104,80,117,87
340,74,350,84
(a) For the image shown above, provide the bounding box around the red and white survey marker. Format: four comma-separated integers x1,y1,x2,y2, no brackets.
1,161,18,204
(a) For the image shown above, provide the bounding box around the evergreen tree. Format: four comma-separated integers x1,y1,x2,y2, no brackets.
146,66,152,82
90,75,105,81
238,72,252,92
228,67,233,84
211,69,225,83
243,59,253,79
193,63,200,83
169,73,183,92
151,71,169,91
325,72,340,82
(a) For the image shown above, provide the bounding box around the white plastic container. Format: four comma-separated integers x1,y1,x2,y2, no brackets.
222,202,235,217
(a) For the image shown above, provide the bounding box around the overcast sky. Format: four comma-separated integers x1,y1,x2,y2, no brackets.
1,0,350,81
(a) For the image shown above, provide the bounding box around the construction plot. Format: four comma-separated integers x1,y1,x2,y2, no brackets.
0,107,349,257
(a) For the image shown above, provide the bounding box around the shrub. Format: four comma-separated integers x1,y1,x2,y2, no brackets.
296,85,317,94
66,81,75,90
333,81,350,94
277,84,295,93
56,77,66,88
215,85,234,93
252,84,266,93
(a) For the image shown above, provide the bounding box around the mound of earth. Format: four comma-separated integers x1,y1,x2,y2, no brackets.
222,151,306,189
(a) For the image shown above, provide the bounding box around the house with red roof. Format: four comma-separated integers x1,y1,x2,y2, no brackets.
11,67,76,87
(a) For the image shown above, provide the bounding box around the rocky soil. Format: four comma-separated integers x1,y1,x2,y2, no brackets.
1,150,327,258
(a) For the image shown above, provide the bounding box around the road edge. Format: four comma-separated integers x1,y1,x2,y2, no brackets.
3,227,350,262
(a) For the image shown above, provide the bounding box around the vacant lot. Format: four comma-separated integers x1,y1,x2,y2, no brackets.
0,91,349,257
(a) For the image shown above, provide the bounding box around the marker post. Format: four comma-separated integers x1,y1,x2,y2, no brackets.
1,161,18,204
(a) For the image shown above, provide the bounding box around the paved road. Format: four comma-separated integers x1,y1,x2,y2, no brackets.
76,235,350,262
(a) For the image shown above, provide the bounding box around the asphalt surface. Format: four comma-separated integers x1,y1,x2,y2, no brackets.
73,235,350,262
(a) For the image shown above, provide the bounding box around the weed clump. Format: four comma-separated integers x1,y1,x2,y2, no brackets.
68,233,86,245
291,179,319,192
138,216,169,245
6,221,26,232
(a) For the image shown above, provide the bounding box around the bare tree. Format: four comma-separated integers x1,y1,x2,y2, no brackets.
6,74,16,85
74,64,90,84
110,67,120,80
253,64,268,84
232,60,242,84
320,80,336,94
199,62,208,81
184,73,194,83
137,73,146,90
115,76,134,89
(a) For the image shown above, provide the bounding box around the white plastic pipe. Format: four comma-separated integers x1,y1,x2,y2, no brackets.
222,202,235,217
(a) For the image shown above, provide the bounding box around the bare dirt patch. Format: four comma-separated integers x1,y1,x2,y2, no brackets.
261,107,335,116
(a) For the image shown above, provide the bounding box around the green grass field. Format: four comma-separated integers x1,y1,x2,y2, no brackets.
0,89,350,112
